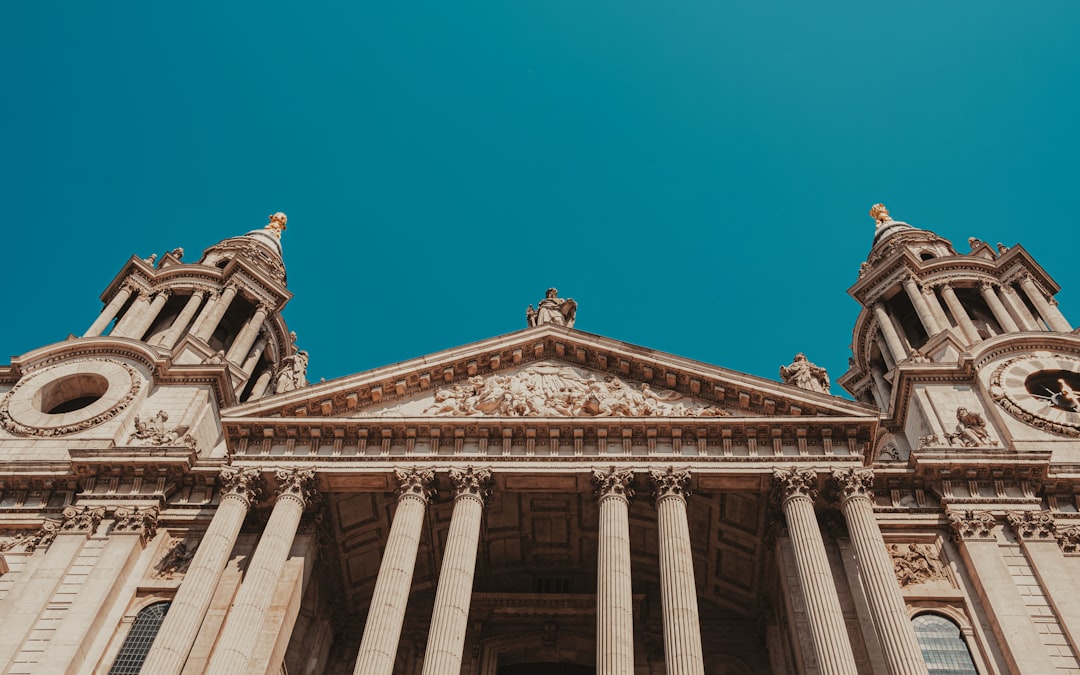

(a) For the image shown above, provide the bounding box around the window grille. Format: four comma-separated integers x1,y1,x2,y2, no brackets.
912,613,978,675
108,601,171,675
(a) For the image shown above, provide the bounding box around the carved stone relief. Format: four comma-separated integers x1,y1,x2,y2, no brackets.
128,410,198,450
359,362,731,418
890,543,948,587
945,407,997,447
153,537,198,579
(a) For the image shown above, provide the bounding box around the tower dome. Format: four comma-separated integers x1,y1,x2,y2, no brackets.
200,212,289,283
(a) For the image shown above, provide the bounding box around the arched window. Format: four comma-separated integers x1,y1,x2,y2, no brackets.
912,613,977,674
108,601,171,675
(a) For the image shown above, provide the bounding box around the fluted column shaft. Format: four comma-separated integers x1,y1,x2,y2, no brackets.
205,468,315,675
902,276,940,336
999,284,1040,330
1020,275,1071,332
110,290,150,338
834,470,928,675
249,368,274,400
142,468,262,675
227,305,270,364
193,284,238,342
84,286,132,337
651,468,705,675
939,284,981,343
595,469,635,675
979,282,1020,333
241,335,269,376
872,303,907,364
422,467,492,675
160,290,206,348
774,469,858,675
354,469,435,675
923,287,951,332
125,290,171,341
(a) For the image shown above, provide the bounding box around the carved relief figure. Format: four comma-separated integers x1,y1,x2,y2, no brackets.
529,288,577,328
153,538,198,579
947,407,997,447
414,362,730,418
779,353,830,394
129,410,196,448
890,543,947,586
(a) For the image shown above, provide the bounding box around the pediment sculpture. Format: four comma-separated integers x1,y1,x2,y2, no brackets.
408,362,730,418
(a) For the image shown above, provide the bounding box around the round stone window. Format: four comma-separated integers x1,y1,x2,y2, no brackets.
35,373,110,414
0,359,141,437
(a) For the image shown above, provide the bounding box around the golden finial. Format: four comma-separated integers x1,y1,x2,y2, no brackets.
265,212,288,239
869,203,892,227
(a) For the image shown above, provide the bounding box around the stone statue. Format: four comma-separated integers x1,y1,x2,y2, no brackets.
779,353,830,394
144,253,157,265
265,212,288,239
168,247,184,260
526,304,538,327
531,288,577,328
996,243,1009,254
948,407,996,447
128,410,195,448
968,237,983,250
869,203,892,227
276,349,309,393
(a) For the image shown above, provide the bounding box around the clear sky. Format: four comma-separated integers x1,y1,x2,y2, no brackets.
2,3,1078,396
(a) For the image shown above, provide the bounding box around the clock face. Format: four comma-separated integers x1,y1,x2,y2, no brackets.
989,354,1080,436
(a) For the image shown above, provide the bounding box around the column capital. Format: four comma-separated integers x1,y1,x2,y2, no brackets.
772,467,817,503
219,466,264,506
152,288,173,301
830,467,874,505
256,301,275,315
1056,524,1080,554
275,467,318,507
1006,510,1055,541
649,467,691,503
24,518,61,552
947,509,996,541
592,467,635,504
111,505,159,541
120,279,145,296
979,279,997,291
394,467,436,502
60,505,106,535
448,466,493,504
222,280,244,294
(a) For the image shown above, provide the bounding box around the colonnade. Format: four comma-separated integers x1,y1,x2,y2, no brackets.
139,465,932,675
871,274,1072,367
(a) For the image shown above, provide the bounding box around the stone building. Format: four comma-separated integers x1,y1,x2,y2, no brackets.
0,205,1078,675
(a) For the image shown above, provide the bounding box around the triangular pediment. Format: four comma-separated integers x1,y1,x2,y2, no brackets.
224,326,877,421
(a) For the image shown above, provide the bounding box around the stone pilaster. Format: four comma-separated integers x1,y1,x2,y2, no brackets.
35,506,159,674
773,468,858,675
204,468,317,675
143,467,263,675
353,468,436,675
1007,511,1080,657
0,508,103,668
831,469,928,675
594,467,636,675
650,467,704,675
948,509,1055,674
421,467,493,675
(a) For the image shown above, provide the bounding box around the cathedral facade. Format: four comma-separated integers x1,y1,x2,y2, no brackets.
0,206,1078,674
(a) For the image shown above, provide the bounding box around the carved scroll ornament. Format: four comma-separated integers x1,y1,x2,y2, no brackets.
1006,510,1055,541
948,510,996,541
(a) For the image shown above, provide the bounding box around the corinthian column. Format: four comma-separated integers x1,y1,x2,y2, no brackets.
192,283,239,342
421,467,493,675
126,289,172,341
594,468,636,675
110,288,151,338
901,274,941,336
142,467,263,675
872,303,907,363
159,289,207,347
832,469,927,675
772,468,857,675
226,303,271,364
650,467,704,675
1019,274,1072,332
205,468,317,675
939,283,981,343
979,282,1019,333
354,468,436,675
84,283,134,337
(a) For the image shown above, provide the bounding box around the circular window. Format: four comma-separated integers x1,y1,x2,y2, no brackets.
34,374,110,414
0,359,141,437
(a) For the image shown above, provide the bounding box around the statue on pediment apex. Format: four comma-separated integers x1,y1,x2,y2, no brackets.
780,353,830,394
528,288,577,328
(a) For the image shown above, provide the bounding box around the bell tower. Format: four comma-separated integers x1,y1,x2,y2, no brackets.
82,212,297,403
838,204,1073,411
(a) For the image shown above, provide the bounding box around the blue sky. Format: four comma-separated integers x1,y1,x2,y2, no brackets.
2,3,1078,396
